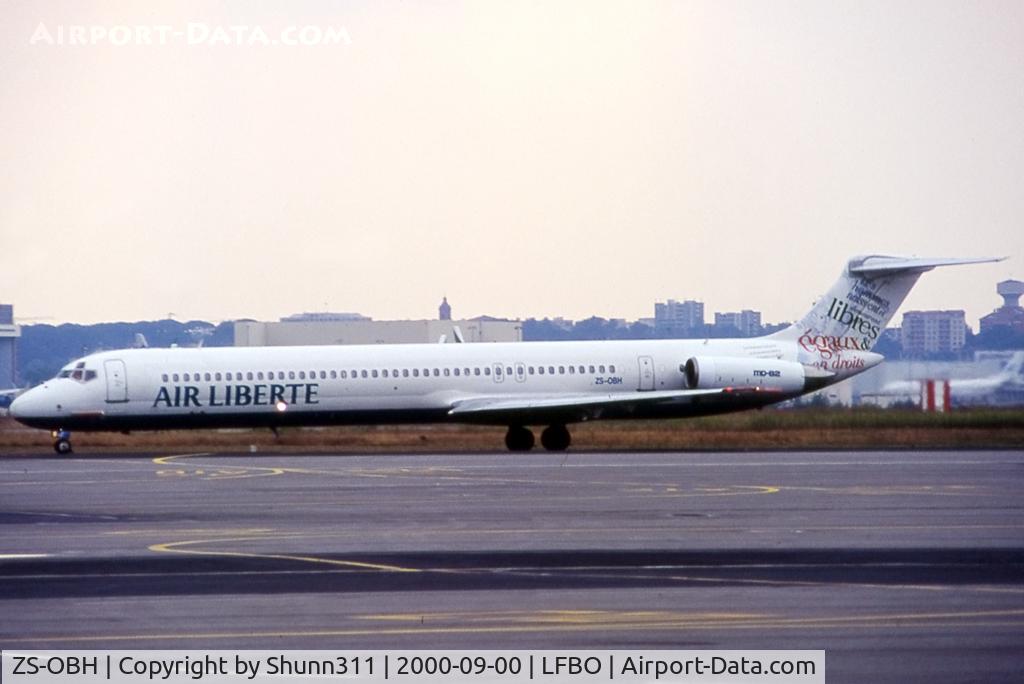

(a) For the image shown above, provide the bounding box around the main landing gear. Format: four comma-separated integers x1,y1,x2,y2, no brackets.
504,424,572,452
52,429,73,454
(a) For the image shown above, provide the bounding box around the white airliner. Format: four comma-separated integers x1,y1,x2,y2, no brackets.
10,255,1001,453
878,351,1024,405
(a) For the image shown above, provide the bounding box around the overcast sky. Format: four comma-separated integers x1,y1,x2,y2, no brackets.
1,1,1021,328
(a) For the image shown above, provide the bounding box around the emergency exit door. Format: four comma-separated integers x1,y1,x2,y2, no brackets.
638,356,655,391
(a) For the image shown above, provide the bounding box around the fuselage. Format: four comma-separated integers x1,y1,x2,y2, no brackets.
10,335,856,432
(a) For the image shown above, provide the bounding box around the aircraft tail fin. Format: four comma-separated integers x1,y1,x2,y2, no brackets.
1001,351,1024,379
771,255,1003,354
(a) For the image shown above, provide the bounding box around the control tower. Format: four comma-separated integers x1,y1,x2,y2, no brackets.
997,280,1024,308
0,304,19,389
980,280,1024,334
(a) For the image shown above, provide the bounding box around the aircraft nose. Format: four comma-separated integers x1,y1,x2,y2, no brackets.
9,392,28,419
9,386,51,424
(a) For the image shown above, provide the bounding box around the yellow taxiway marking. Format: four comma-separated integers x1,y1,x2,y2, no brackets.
360,610,768,624
149,535,420,573
152,453,286,480
7,608,1024,644
152,453,211,465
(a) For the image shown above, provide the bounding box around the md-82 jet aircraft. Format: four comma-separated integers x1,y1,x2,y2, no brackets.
10,255,1000,453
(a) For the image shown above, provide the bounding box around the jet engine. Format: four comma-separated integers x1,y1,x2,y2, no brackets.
683,356,806,393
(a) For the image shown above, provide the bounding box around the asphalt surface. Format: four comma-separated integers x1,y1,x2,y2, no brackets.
1,449,1022,683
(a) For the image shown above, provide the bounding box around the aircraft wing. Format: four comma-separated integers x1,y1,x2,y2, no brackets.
448,387,775,423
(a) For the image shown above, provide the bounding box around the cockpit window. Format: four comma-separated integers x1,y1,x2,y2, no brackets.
59,364,98,383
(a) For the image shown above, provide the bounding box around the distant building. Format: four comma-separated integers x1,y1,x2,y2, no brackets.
979,280,1024,334
280,312,370,322
714,310,762,337
0,304,19,389
235,317,522,346
439,296,452,321
655,299,704,335
900,310,968,356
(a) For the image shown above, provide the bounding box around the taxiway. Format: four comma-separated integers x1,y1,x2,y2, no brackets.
0,449,1021,683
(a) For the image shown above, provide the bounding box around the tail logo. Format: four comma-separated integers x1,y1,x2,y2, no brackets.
826,297,882,342
799,330,869,359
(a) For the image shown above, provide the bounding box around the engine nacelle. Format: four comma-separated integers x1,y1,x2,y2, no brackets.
683,356,806,393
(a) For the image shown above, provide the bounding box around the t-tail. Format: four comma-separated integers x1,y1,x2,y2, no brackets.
772,255,1003,370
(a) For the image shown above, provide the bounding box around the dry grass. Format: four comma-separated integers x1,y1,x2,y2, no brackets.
2,408,1022,454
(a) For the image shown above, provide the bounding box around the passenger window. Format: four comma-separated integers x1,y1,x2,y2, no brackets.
609,364,616,373
506,366,513,375
558,366,565,374
464,368,471,376
183,373,190,382
528,366,535,375
599,365,606,373
433,369,440,377
403,369,409,377
548,366,555,375
361,370,368,378
288,371,295,380
589,365,595,373
538,367,545,375
453,368,460,376
393,369,399,377
484,367,491,376
330,370,336,379
474,368,481,376
372,370,379,378
569,366,575,374
444,368,450,376
413,369,420,377
382,370,389,378
339,371,346,379
162,374,169,382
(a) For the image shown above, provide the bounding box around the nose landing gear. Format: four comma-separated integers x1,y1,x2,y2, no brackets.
51,430,73,454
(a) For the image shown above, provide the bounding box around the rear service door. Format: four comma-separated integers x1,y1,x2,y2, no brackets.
104,359,128,403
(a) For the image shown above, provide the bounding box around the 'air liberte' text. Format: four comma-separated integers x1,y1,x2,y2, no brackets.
153,384,319,408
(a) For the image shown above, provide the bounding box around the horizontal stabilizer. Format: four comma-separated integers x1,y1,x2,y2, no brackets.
849,255,1004,277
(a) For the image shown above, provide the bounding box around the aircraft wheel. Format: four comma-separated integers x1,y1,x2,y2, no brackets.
505,425,535,452
54,438,73,454
541,424,571,451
